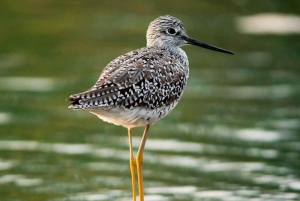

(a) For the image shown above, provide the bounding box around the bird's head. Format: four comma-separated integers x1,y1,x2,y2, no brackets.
146,15,234,55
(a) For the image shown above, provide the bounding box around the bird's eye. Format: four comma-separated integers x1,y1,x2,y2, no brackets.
167,28,176,35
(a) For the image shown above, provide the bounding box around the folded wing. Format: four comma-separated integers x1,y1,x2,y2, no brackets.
67,47,188,110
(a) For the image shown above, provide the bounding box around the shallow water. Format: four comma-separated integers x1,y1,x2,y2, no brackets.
1,1,300,200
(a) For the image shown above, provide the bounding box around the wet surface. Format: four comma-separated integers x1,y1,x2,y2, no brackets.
0,1,300,200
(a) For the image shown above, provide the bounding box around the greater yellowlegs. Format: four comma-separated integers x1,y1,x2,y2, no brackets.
67,15,234,201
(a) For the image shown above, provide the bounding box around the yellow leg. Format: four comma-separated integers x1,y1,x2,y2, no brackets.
136,125,150,201
128,128,137,201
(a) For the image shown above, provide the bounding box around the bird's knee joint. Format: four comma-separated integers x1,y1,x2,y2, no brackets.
130,159,136,166
136,155,143,164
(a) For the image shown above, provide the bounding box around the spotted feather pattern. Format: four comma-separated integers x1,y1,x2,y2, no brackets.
67,46,189,110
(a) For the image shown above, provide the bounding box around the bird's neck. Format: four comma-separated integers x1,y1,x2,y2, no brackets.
165,45,189,67
148,43,189,67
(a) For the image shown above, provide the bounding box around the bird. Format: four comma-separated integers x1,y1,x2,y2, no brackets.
67,15,234,201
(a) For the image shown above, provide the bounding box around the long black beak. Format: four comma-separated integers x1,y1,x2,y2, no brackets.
182,35,234,55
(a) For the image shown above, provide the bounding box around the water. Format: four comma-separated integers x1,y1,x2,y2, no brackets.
1,1,300,200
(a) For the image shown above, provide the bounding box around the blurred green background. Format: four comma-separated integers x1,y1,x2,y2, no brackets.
0,0,300,200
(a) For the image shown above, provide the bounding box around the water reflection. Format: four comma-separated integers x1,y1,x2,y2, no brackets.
1,1,300,201
236,128,281,142
0,77,57,92
186,84,297,99
0,174,42,186
1,133,299,200
236,13,300,34
0,159,16,171
0,112,11,124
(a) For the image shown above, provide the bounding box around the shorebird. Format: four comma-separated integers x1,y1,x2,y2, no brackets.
67,15,234,201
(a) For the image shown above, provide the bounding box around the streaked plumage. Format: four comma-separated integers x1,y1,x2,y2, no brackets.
68,16,190,128
67,15,233,201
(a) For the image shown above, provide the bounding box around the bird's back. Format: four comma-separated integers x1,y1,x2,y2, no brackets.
67,46,189,127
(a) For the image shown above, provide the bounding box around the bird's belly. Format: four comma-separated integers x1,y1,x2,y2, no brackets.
87,102,178,128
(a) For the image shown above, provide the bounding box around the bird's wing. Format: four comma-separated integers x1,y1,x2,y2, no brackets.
67,47,188,110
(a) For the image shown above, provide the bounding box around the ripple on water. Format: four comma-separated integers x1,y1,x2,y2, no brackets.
0,140,133,161
69,193,110,201
195,190,232,198
289,181,300,191
185,84,297,100
267,119,300,130
128,135,279,159
0,112,11,124
236,13,300,34
0,137,298,201
235,128,281,142
131,137,204,152
0,77,58,92
69,192,169,201
0,140,93,154
0,174,42,186
146,185,197,194
0,159,17,171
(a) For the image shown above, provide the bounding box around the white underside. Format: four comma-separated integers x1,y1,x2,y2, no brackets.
86,102,178,128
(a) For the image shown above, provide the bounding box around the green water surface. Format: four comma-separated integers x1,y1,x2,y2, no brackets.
0,1,300,200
